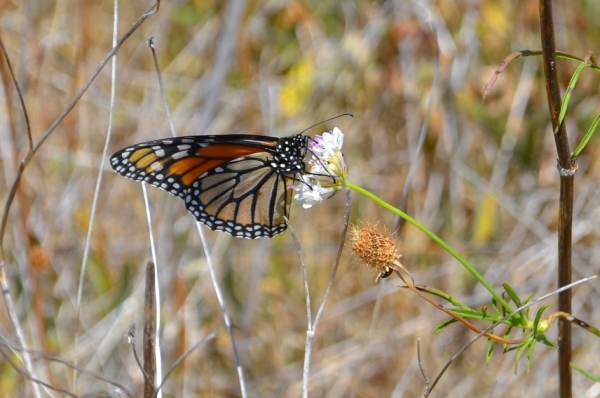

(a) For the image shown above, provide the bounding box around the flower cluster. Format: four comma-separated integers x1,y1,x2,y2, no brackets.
294,128,348,208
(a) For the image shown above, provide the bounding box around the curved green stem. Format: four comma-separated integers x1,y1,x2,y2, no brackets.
345,181,515,315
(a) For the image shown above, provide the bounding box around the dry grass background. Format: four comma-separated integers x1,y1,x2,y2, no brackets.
1,0,600,397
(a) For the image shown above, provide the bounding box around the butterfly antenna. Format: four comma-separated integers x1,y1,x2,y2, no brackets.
298,113,353,135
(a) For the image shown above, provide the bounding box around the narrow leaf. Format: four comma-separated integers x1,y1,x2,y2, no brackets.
433,318,458,334
502,283,523,307
557,62,588,132
514,341,530,374
486,338,494,364
572,113,600,159
571,363,600,382
526,339,536,374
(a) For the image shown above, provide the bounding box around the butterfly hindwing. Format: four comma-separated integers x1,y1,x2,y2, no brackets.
185,153,292,238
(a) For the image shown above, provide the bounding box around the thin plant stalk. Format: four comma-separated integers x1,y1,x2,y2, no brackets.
149,27,246,397
288,188,351,398
73,0,120,389
196,223,247,398
538,1,575,396
0,262,41,397
345,181,514,313
143,261,158,398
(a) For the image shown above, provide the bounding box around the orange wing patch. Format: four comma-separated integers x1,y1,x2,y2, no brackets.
197,144,267,159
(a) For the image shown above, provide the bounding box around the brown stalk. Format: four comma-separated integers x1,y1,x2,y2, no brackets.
392,265,522,345
538,1,574,397
144,261,158,398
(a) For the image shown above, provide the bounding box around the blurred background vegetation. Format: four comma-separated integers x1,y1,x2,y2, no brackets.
1,0,600,396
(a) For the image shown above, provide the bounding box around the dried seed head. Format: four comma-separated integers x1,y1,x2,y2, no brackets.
349,224,401,279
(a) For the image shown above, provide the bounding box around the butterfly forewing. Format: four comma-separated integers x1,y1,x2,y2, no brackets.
110,134,307,238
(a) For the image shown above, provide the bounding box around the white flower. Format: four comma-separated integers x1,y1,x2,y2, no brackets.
310,127,344,158
293,175,336,209
309,127,347,178
293,127,347,209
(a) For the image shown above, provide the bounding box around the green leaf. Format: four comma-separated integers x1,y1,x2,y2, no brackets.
571,363,600,382
491,297,501,317
514,341,530,374
527,338,536,373
502,283,522,307
486,338,494,364
433,318,458,334
449,308,497,322
503,326,514,349
417,286,471,310
572,113,600,159
533,304,551,333
557,62,588,133
536,333,556,348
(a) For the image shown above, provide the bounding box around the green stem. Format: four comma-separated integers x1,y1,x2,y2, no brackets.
345,181,515,314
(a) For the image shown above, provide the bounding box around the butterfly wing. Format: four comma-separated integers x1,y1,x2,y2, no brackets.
110,135,298,238
189,153,293,237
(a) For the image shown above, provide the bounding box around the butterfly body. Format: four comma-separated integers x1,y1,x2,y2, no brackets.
110,134,309,238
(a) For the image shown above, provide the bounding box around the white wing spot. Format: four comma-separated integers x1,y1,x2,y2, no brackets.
172,151,189,160
150,162,163,172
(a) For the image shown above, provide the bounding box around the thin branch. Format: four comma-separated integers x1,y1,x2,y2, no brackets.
148,36,176,137
0,330,135,398
291,188,351,398
313,188,351,327
285,216,312,327
0,262,40,397
143,261,158,398
128,323,152,385
196,223,247,398
152,333,216,398
74,0,121,387
0,347,78,398
396,268,520,345
0,39,32,151
417,338,429,388
284,217,313,398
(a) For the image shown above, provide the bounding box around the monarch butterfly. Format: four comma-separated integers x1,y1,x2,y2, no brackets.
110,134,309,239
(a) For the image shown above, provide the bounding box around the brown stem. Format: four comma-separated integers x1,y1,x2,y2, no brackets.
392,264,522,345
143,262,158,398
539,1,573,397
